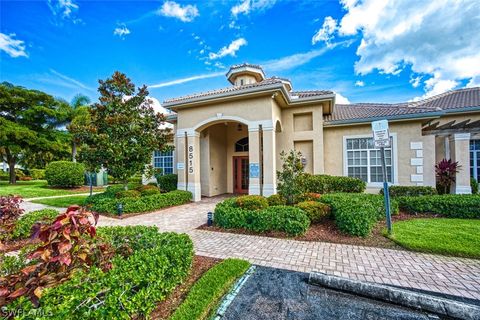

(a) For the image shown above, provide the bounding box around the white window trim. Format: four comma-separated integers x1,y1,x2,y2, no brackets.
342,133,399,187
153,150,174,175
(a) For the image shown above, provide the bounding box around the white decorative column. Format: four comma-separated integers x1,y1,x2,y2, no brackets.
262,127,277,196
449,133,471,194
186,131,202,201
248,125,261,195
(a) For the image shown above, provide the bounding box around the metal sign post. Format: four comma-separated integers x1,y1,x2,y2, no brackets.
371,120,392,234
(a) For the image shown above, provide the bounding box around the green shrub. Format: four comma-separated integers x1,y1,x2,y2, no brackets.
13,231,194,319
214,199,310,236
0,171,8,181
98,226,170,252
171,259,251,320
235,195,268,210
471,178,479,195
30,169,46,180
45,161,85,187
103,183,140,197
397,194,480,218
12,209,59,239
14,168,26,180
379,186,437,197
156,174,178,192
319,194,398,237
267,194,286,206
295,201,331,223
86,190,192,214
303,174,366,194
135,184,161,196
115,189,141,199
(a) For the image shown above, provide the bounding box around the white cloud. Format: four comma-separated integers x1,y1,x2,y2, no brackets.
148,72,224,89
0,33,28,58
158,1,199,22
315,0,480,99
47,0,81,23
312,16,337,46
231,0,277,17
113,25,131,38
335,92,350,104
409,76,422,88
208,38,247,60
354,80,365,87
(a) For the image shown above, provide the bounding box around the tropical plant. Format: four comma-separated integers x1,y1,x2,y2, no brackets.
0,206,114,306
435,158,461,194
0,82,68,184
0,196,24,239
276,150,306,204
74,72,173,189
61,94,91,162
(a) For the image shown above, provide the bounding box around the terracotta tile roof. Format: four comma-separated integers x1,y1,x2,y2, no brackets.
325,87,480,123
163,78,334,105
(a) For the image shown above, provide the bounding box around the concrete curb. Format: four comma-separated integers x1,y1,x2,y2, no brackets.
309,272,480,320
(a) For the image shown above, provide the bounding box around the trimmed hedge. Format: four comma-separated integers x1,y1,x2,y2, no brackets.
98,225,173,252
45,161,85,187
295,201,331,223
397,194,480,218
115,189,141,199
103,184,141,197
319,194,398,237
156,174,178,192
171,258,251,320
379,186,437,197
135,185,161,196
214,198,310,236
12,209,59,240
303,174,366,194
235,195,268,210
267,194,286,206
86,190,192,214
12,230,193,319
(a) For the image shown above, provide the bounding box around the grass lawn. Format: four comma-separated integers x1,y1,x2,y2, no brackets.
0,180,104,198
31,195,88,207
388,218,480,258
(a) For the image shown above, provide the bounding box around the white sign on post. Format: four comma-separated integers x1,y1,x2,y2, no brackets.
371,119,391,148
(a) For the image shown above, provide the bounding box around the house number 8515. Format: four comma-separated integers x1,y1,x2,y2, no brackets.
188,145,194,174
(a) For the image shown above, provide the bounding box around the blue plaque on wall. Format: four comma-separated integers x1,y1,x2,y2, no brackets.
249,163,259,178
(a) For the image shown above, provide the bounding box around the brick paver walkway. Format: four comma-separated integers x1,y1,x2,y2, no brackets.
97,197,480,300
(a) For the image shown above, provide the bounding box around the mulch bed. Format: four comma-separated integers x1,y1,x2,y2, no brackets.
198,212,437,250
150,255,221,320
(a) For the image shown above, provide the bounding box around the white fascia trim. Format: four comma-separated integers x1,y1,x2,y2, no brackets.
342,133,399,186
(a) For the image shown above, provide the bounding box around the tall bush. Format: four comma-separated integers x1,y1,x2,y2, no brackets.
276,150,306,205
303,174,366,194
156,174,178,192
45,161,85,187
435,158,460,194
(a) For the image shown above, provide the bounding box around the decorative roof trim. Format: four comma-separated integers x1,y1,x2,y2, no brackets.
324,111,444,127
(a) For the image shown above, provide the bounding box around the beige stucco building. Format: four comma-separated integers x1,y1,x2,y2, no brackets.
159,64,480,201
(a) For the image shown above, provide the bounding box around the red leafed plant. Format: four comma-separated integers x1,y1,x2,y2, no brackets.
435,158,461,194
0,196,24,238
0,205,114,307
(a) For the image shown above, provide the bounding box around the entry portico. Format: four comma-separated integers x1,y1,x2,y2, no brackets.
163,64,334,201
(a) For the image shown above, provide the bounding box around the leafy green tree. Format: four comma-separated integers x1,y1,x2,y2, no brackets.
76,72,172,189
0,82,66,184
276,150,306,204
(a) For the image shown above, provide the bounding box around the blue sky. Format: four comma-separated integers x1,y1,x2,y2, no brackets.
1,0,478,106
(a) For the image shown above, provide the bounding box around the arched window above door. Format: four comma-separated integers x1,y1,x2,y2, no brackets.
235,137,249,152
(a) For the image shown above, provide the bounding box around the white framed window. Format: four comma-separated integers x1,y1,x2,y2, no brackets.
343,134,398,186
154,150,174,175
